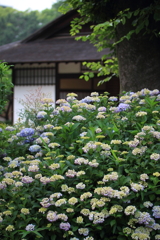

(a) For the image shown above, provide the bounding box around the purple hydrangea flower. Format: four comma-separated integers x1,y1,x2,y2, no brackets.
0,128,2,132
150,89,159,95
59,222,70,231
0,182,7,189
98,107,106,112
152,206,160,218
18,128,35,137
22,176,34,184
136,212,154,225
46,211,57,222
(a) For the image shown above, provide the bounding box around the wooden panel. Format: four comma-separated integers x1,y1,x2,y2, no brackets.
105,77,120,96
60,78,91,90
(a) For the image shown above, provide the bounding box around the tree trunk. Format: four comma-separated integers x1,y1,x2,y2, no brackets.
116,19,160,93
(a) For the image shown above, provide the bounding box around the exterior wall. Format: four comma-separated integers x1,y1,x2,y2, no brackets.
14,85,55,123
58,63,81,73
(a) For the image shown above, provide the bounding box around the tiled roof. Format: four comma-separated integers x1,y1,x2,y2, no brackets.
0,37,109,64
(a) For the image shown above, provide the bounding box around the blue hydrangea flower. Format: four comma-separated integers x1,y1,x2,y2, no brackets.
29,145,41,153
116,103,130,112
37,111,47,119
150,89,159,96
25,224,35,231
125,91,135,96
24,137,35,144
80,96,93,103
0,128,2,132
18,128,35,137
108,96,118,102
60,103,71,107
52,110,59,115
5,126,15,131
8,160,19,167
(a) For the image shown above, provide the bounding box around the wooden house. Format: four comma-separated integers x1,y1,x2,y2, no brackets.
0,10,119,123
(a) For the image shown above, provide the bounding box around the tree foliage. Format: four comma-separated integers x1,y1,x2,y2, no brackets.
60,0,160,85
0,0,63,46
0,61,13,115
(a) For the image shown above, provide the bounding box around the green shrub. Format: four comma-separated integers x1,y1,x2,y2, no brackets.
0,61,13,115
0,123,18,160
0,89,160,240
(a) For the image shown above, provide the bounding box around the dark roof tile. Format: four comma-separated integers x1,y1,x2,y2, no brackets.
0,37,109,64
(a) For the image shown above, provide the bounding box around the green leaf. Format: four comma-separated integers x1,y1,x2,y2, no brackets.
134,9,140,16
34,231,43,237
89,72,94,78
154,10,160,21
84,75,89,81
118,236,126,240
100,231,105,238
122,17,126,25
155,189,160,194
149,194,156,201
140,191,144,201
127,11,133,19
110,219,116,227
51,235,57,240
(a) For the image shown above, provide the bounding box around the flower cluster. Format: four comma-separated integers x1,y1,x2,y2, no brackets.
18,128,35,137
0,89,160,240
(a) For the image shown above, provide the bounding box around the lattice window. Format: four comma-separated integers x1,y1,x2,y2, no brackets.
14,68,55,85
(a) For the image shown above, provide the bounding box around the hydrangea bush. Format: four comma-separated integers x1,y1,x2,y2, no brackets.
0,89,160,240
